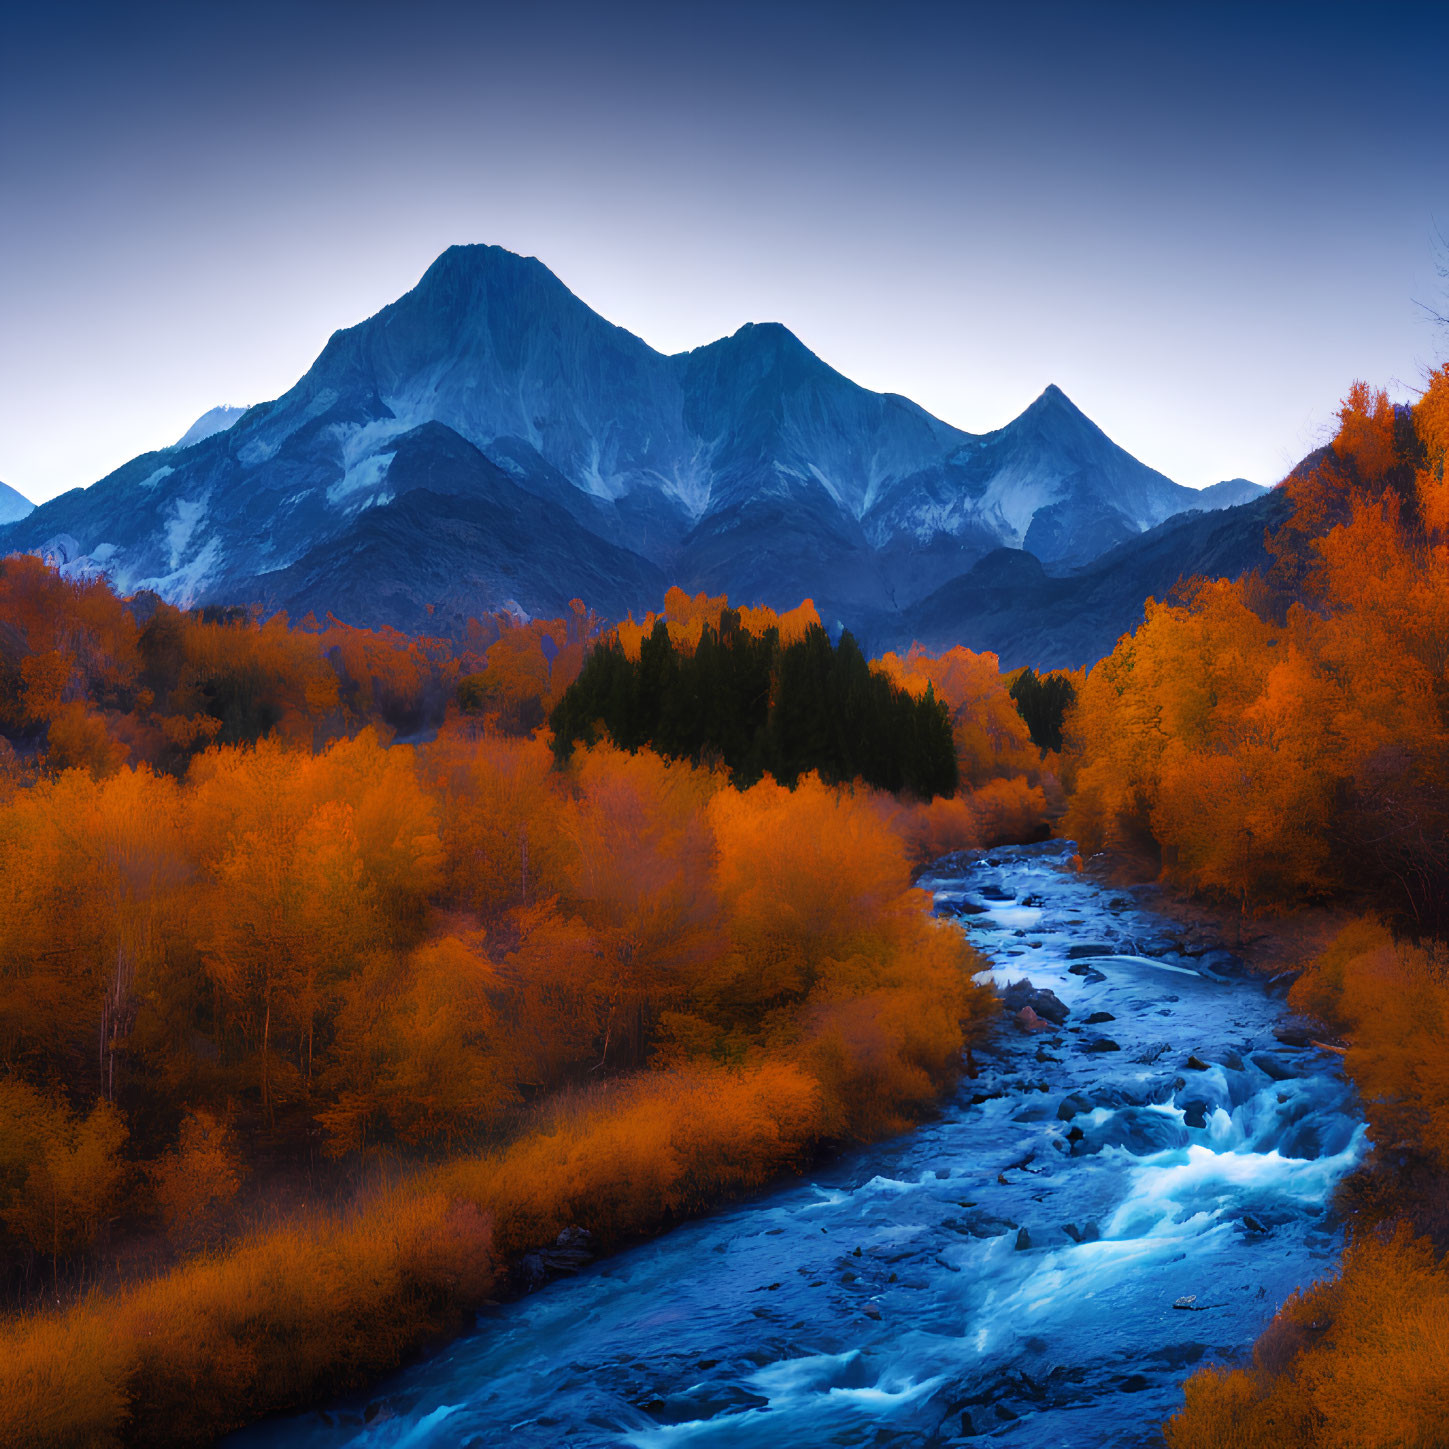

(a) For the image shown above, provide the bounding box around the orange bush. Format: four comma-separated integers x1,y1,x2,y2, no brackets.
1165,1230,1449,1449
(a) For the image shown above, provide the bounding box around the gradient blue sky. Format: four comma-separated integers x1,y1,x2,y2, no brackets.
3,0,1446,504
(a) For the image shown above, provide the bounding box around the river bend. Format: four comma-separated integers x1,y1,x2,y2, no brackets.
233,840,1364,1447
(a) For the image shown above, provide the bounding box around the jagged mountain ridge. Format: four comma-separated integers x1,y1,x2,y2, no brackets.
0,244,1266,659
864,486,1291,670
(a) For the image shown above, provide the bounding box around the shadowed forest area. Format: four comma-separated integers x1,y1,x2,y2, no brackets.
0,567,1064,1445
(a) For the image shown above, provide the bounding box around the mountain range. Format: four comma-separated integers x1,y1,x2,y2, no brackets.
0,245,1270,666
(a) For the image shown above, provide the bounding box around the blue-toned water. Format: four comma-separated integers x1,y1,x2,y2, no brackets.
232,841,1364,1447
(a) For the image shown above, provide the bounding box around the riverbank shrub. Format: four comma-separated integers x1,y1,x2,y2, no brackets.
1164,891,1449,1442
0,1030,987,1446
1164,1229,1449,1449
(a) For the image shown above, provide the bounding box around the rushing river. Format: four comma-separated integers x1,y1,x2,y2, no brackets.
233,840,1365,1448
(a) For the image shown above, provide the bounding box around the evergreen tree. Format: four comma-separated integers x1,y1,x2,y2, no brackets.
550,617,958,799
1009,668,1077,752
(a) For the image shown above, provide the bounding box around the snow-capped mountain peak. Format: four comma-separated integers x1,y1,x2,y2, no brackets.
0,244,1264,633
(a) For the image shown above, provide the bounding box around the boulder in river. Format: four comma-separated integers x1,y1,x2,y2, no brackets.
1251,1052,1300,1081
1083,1037,1121,1053
1081,1108,1190,1156
1181,1099,1210,1129
1001,979,1070,1025
1086,1010,1116,1024
1011,1099,1056,1122
1198,948,1247,976
1056,1091,1094,1120
1016,1006,1054,1032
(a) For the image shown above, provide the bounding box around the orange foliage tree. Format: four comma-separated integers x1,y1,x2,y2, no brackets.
1063,371,1449,925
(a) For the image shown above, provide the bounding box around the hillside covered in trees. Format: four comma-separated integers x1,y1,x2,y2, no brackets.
0,560,1066,1445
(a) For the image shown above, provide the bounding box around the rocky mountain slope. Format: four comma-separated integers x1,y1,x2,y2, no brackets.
0,244,1269,664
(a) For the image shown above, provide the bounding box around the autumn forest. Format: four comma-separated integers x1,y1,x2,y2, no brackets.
3,369,1449,1445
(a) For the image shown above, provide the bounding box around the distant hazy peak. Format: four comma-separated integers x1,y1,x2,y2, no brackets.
0,479,35,524
1195,477,1268,507
174,404,250,450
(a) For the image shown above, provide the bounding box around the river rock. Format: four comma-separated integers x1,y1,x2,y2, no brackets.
1086,1011,1116,1024
1068,943,1115,958
1011,1099,1056,1122
515,1226,597,1289
1057,1091,1094,1120
1014,1227,1032,1251
1181,1099,1210,1129
1080,1107,1190,1156
1001,979,1070,1025
1251,1052,1299,1081
1198,948,1246,976
947,899,988,916
1016,1006,1054,1032
1274,1024,1316,1047
954,1213,1015,1239
515,1252,549,1291
1083,1037,1121,1053
1185,1054,1210,1071
1078,1107,1188,1153
649,1382,770,1424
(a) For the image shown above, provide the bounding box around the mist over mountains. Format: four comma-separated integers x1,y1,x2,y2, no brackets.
0,245,1270,667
